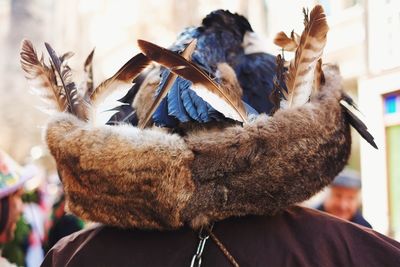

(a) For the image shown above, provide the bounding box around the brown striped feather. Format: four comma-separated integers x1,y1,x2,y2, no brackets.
284,5,329,109
20,39,68,112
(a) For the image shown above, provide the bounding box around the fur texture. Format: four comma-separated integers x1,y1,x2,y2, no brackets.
184,65,350,228
46,116,194,229
45,65,351,230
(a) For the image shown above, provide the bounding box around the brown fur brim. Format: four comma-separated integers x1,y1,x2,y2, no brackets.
45,65,351,230
46,117,195,229
183,65,351,228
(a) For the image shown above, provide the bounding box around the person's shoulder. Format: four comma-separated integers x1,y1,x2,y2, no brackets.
54,223,101,247
282,206,370,233
215,207,400,266
42,224,104,267
352,211,373,228
281,206,400,264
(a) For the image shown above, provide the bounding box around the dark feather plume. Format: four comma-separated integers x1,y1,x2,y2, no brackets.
270,54,286,115
45,42,84,119
340,98,378,149
342,92,360,112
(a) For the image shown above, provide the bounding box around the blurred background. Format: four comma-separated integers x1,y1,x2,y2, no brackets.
0,0,399,264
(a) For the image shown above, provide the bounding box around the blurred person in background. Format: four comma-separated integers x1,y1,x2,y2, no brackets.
23,188,46,267
43,194,84,253
0,150,31,267
317,169,372,228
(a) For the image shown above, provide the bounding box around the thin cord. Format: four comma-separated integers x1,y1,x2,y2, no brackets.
206,227,240,267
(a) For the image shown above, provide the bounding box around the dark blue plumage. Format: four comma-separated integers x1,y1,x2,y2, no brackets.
151,10,275,127
152,94,179,128
234,52,277,115
109,10,277,128
107,72,148,126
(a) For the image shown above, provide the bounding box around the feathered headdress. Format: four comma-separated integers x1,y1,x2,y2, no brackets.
20,6,373,230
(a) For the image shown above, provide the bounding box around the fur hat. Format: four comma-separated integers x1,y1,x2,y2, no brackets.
45,65,351,230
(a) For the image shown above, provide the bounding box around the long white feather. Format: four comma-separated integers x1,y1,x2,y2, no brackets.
190,84,243,122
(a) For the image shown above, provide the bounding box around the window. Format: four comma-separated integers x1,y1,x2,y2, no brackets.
384,92,400,239
385,95,400,114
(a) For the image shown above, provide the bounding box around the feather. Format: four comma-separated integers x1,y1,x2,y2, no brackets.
44,42,86,119
313,58,325,95
153,95,179,127
59,52,74,64
216,63,243,97
20,39,67,112
342,92,360,112
340,99,378,149
270,54,286,115
181,88,210,122
89,52,151,105
284,5,329,109
167,76,192,122
138,39,197,129
138,39,248,123
82,48,95,98
291,30,301,46
107,105,138,125
273,30,299,52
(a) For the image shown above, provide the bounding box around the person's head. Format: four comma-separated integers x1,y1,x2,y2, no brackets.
0,151,30,244
323,170,362,221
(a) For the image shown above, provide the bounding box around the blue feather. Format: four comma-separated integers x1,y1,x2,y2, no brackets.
167,76,191,122
153,98,178,127
182,88,210,122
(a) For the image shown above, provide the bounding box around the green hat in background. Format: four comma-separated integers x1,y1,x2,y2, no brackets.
0,150,31,199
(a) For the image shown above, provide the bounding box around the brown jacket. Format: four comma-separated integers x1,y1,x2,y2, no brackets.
42,206,400,267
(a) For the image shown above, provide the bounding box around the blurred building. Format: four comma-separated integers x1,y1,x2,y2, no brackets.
358,0,400,240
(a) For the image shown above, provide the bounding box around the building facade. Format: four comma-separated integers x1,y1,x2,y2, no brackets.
359,0,400,240
266,0,399,240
